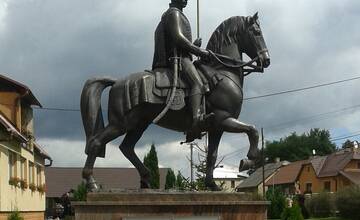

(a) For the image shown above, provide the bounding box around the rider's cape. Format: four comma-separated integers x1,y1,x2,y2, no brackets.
152,7,193,69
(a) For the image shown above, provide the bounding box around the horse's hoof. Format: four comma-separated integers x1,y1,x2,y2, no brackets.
87,182,99,193
239,159,255,171
247,148,260,160
86,176,99,192
205,181,221,191
140,180,150,189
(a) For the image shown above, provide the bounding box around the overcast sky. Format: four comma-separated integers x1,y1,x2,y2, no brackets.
1,0,360,177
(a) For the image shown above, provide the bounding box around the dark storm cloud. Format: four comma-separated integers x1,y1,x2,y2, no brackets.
1,0,360,169
0,0,163,140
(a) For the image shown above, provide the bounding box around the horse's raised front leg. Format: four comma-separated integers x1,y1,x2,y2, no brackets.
220,117,260,171
119,124,151,189
205,130,223,191
82,125,123,192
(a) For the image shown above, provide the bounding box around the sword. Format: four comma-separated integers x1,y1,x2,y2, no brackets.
153,48,179,124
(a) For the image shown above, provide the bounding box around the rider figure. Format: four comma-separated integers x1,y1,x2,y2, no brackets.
152,0,212,139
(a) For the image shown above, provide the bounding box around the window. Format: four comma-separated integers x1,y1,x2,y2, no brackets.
358,162,360,169
20,157,27,181
8,151,17,180
231,180,235,188
324,181,331,192
36,165,42,185
305,183,312,194
29,162,34,184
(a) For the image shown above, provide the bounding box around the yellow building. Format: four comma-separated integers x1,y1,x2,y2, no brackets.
297,146,360,194
0,74,51,220
264,146,360,195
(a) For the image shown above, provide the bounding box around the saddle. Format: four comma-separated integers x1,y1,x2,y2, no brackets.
150,66,210,110
121,63,223,113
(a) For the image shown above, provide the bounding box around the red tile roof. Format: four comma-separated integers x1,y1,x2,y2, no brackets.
310,156,328,176
265,148,360,187
45,167,170,198
265,160,307,186
318,149,359,178
340,170,360,184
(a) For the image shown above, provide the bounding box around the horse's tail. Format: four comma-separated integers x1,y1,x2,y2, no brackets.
80,77,115,157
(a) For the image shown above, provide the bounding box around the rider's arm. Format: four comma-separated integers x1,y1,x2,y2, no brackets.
166,10,208,57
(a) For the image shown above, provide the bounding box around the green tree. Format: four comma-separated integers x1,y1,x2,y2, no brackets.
281,203,304,220
7,210,23,220
175,171,190,190
165,168,176,189
266,187,286,219
73,182,87,201
143,143,160,189
341,139,355,149
265,128,336,162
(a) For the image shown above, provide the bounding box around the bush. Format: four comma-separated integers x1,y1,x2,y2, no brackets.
336,185,360,219
281,203,304,220
7,210,23,220
266,187,286,219
294,194,309,219
73,182,87,201
305,192,335,218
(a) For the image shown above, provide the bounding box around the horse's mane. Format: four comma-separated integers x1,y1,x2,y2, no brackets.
206,16,247,53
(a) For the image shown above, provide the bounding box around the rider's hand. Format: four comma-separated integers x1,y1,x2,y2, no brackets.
193,38,202,47
200,49,211,60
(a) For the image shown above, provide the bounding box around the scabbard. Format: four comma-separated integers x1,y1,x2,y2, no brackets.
152,48,179,124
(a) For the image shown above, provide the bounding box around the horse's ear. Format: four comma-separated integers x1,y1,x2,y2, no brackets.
247,16,255,25
253,12,259,21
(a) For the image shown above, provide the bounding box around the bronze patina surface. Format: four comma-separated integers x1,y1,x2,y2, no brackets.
81,0,270,192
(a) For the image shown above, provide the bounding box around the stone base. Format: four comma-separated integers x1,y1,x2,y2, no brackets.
72,190,269,220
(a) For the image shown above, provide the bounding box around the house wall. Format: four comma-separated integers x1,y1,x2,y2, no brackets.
214,178,244,192
344,159,360,171
298,163,355,194
298,164,334,193
20,104,34,135
0,141,46,214
0,211,44,220
0,92,21,129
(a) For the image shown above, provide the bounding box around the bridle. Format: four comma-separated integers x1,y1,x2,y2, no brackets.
208,49,266,76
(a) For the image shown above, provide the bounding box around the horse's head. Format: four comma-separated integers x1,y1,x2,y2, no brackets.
206,14,270,70
243,12,270,68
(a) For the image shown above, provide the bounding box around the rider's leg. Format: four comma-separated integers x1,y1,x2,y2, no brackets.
181,57,204,128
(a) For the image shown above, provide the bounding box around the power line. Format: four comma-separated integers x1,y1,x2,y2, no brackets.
330,133,360,142
244,75,360,100
224,103,360,144
264,104,360,130
331,130,360,140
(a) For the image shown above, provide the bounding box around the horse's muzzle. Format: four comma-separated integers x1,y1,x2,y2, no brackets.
259,51,270,68
239,159,255,172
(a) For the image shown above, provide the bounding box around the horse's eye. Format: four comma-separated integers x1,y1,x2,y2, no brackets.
252,28,261,36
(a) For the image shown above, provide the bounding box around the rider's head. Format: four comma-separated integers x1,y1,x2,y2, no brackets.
170,0,187,9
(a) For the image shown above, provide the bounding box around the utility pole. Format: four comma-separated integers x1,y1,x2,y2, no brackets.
190,142,194,184
262,128,265,198
197,0,200,39
181,142,195,187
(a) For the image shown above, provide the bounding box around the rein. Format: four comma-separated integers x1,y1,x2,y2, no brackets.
208,50,263,76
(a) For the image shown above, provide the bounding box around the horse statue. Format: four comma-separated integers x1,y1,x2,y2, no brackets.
81,13,270,191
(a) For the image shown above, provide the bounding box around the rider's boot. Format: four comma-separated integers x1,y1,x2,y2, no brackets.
186,91,214,142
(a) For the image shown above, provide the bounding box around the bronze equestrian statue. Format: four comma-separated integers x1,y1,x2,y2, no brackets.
81,0,270,191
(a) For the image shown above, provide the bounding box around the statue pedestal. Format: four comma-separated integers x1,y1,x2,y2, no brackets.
72,190,269,220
